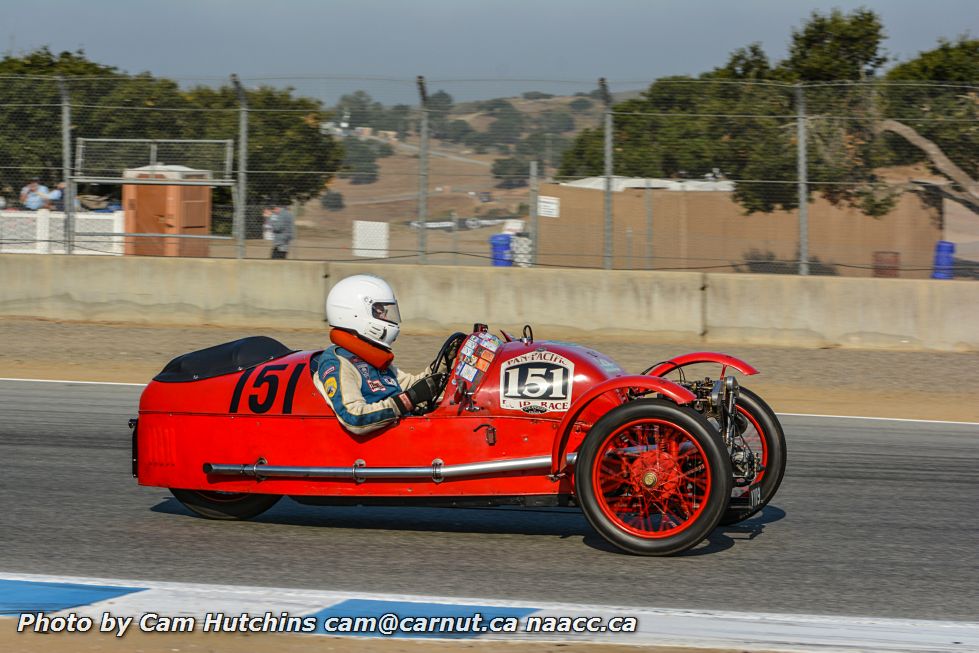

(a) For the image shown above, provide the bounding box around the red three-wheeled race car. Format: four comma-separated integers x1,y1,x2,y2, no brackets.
132,325,786,556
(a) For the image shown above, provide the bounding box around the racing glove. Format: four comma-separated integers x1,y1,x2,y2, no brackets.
393,373,447,415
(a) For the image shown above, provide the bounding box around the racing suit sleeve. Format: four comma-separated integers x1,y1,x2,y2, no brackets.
316,354,402,435
392,364,432,389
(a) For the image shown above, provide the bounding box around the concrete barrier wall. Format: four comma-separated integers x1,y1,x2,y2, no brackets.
1,254,976,351
705,273,979,351
0,254,328,329
328,262,705,340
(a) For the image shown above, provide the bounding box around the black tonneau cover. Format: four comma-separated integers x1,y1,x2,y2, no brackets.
154,336,292,383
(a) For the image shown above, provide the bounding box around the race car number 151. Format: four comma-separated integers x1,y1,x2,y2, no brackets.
499,351,575,413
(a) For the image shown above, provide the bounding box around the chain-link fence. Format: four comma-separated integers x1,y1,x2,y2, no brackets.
1,74,976,278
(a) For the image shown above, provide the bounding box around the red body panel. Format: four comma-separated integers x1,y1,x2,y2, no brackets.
137,340,629,498
647,352,759,378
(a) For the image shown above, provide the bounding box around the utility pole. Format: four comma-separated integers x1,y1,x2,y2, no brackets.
231,74,248,259
600,78,614,270
416,76,429,264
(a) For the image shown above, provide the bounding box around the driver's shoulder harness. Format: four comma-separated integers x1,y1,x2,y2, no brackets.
314,331,427,435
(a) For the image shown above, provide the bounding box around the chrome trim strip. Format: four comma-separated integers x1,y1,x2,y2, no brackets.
204,453,578,482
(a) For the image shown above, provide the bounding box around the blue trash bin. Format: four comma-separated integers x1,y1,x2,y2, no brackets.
489,233,513,267
932,240,955,280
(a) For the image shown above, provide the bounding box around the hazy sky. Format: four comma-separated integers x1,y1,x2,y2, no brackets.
3,0,976,103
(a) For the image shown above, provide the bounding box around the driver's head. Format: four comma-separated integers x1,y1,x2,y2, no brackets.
326,275,401,349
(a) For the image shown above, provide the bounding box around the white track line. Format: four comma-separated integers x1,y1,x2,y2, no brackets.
0,377,976,425
776,412,979,426
0,377,146,387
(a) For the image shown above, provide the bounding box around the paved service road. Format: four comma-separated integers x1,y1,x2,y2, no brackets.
1,380,977,621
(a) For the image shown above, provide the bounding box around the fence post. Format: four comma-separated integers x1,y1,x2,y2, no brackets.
529,160,539,266
600,78,613,270
57,77,74,255
796,83,809,276
231,74,247,259
416,76,429,264
645,178,653,269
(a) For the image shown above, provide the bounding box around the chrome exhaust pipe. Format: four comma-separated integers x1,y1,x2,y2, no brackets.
203,453,578,483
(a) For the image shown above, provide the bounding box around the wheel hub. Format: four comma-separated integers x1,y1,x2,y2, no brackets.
629,450,681,497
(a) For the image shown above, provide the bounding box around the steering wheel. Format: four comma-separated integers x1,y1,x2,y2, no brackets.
430,332,467,379
405,332,466,415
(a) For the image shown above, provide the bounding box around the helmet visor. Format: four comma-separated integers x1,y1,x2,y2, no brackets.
371,301,401,325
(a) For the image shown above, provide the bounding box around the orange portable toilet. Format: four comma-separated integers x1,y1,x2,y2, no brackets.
122,165,212,257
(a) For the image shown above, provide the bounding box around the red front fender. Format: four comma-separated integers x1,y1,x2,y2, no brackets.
550,375,696,476
647,352,758,378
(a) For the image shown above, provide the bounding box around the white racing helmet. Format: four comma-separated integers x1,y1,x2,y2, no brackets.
326,274,402,348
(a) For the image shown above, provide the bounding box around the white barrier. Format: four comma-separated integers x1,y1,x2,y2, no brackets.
0,210,125,255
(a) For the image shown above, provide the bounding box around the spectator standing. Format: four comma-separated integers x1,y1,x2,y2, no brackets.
48,182,66,211
19,178,50,210
267,204,294,259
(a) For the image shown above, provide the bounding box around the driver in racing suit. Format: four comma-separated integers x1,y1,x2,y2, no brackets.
315,274,445,435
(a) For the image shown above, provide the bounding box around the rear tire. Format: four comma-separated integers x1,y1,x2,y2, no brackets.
575,399,732,556
718,387,787,525
170,489,280,520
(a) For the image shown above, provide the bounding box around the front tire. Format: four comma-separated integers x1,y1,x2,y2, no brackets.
170,489,280,520
575,399,732,555
718,387,787,525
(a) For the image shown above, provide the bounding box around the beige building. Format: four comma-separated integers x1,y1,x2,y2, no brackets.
535,177,944,278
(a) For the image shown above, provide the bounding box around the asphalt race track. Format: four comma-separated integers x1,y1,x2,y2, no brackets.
2,380,977,622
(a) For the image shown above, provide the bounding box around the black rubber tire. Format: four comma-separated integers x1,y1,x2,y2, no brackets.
718,387,787,525
170,489,280,520
575,399,733,556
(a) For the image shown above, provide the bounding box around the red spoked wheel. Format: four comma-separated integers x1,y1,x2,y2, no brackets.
718,386,787,525
576,399,732,555
170,489,280,520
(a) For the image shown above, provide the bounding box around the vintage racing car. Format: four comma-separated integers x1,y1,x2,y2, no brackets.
132,325,786,556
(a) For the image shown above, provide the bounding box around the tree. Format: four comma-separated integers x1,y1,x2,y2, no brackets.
516,132,569,167
783,8,887,82
442,119,475,143
427,89,454,139
557,9,946,217
339,137,379,184
374,103,413,137
881,38,979,211
486,103,525,144
491,157,529,188
539,111,574,133
569,98,593,113
0,49,342,210
320,190,345,210
335,90,382,128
